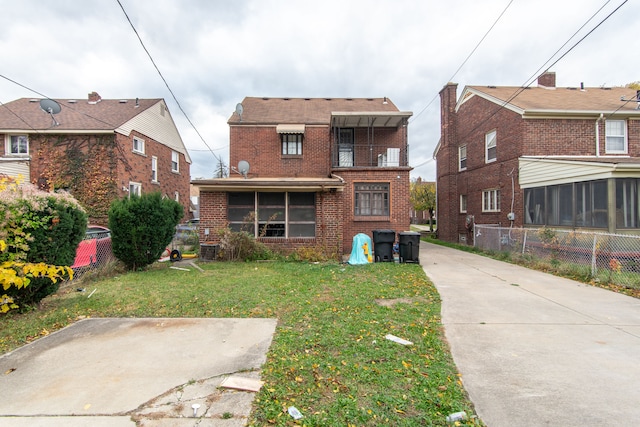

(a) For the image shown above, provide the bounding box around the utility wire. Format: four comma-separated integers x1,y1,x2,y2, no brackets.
410,0,515,124
115,0,223,168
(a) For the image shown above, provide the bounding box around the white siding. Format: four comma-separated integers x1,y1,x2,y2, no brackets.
519,157,639,188
115,100,192,164
0,158,30,180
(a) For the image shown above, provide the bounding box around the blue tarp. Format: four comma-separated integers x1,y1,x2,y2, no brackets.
348,233,373,265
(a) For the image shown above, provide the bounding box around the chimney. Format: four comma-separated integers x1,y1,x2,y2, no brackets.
88,91,102,104
537,72,556,88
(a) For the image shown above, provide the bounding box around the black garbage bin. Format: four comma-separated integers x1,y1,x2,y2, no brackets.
398,231,420,263
372,229,395,262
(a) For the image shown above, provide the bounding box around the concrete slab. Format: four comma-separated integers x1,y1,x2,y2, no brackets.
420,241,640,427
0,318,277,426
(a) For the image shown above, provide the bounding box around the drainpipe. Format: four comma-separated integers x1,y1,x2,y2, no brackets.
595,113,604,157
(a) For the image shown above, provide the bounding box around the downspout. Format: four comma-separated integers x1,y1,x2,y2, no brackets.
595,113,603,157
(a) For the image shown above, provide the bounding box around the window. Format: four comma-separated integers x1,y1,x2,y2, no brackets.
133,137,145,154
354,183,390,216
227,192,316,238
338,128,354,167
129,181,141,197
605,120,627,153
171,151,179,173
6,135,28,155
151,156,158,182
460,194,467,213
617,178,640,228
482,189,500,212
282,134,303,155
459,145,467,171
485,130,497,163
174,191,179,202
524,181,608,228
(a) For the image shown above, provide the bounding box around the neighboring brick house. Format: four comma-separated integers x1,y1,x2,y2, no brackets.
193,97,413,256
435,72,640,244
0,92,192,223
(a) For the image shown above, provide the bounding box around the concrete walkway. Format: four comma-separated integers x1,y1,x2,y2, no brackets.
420,241,640,426
0,318,277,426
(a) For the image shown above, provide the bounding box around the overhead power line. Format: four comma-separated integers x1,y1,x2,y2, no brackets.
115,0,223,167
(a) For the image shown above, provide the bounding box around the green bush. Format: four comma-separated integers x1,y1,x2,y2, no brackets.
1,182,86,309
108,192,183,270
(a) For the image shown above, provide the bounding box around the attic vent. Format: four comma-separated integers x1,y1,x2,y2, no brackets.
346,98,353,101
602,87,612,90
366,98,374,101
567,87,577,90
119,99,128,103
68,100,77,103
283,98,290,101
29,99,38,103
304,98,311,101
325,98,332,101
262,97,270,100
487,86,496,89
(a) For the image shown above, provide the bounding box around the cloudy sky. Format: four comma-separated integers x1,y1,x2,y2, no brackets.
1,0,637,181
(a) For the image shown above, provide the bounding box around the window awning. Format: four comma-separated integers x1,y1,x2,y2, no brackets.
276,124,306,134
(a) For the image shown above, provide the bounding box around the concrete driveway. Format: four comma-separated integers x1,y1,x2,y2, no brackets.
420,241,640,426
0,318,277,426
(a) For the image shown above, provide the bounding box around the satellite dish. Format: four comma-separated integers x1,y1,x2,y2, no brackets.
235,103,244,122
238,160,250,178
39,99,61,127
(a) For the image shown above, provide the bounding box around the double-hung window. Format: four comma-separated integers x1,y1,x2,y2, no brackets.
171,151,179,173
151,156,158,182
485,130,497,163
129,181,141,197
459,145,467,171
482,189,500,212
6,135,28,155
354,183,390,216
605,120,627,153
282,134,303,155
460,194,467,213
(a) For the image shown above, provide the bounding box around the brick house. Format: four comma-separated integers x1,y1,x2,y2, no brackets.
193,97,413,256
0,92,192,223
435,72,640,243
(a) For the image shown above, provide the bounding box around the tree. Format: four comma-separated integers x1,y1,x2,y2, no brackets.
410,178,436,231
108,192,183,270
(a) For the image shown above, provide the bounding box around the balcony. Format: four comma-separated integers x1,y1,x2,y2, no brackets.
331,144,409,168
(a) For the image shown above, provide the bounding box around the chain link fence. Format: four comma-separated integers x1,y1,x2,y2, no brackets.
71,226,116,280
474,224,640,289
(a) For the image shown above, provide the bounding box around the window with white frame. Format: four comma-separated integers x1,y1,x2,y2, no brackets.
171,151,179,173
133,137,145,154
151,156,158,182
460,194,467,213
605,120,627,153
482,189,500,212
174,191,179,202
129,181,141,197
282,134,303,155
6,135,29,155
485,130,497,163
459,145,467,171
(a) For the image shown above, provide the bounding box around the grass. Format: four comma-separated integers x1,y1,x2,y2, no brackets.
0,260,481,426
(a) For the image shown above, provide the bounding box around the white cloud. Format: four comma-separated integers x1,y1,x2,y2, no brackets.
1,0,637,180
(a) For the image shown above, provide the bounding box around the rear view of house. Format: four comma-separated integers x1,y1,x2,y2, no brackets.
0,92,192,223
194,97,413,256
436,72,640,243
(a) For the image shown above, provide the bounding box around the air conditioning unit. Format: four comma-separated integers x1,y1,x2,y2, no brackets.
386,148,400,166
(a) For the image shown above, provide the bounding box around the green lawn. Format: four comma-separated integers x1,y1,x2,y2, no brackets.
1,260,481,426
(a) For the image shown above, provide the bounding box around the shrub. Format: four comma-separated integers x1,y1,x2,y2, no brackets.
108,192,183,270
217,228,273,261
0,176,84,309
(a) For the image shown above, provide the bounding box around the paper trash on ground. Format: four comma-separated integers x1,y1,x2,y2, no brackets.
385,334,413,346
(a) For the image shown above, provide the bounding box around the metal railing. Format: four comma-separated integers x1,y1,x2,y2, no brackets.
474,224,640,289
331,144,408,168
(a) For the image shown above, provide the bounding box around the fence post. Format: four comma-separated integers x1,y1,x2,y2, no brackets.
522,230,528,255
591,234,598,278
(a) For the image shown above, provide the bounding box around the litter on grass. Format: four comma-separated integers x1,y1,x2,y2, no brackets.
385,334,413,346
288,406,303,420
169,266,191,271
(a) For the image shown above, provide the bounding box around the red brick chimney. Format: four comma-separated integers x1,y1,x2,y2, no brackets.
537,72,556,88
88,91,102,104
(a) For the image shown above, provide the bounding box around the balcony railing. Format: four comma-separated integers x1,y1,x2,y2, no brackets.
331,144,409,168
